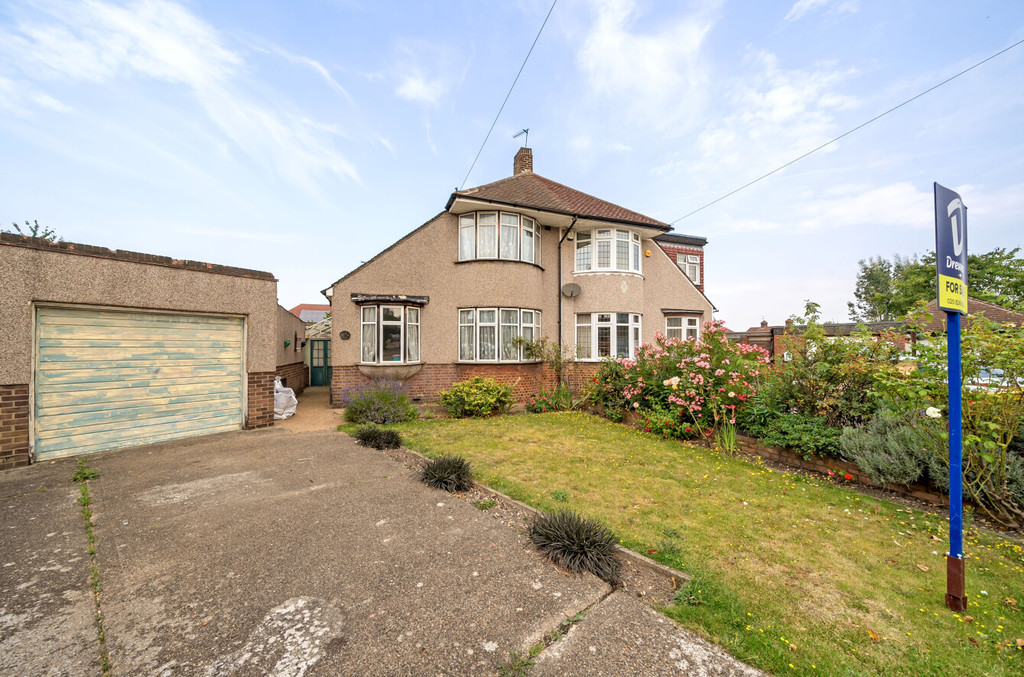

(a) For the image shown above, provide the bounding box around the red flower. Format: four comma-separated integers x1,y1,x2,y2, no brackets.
844,474,853,481
644,427,651,432
685,427,692,432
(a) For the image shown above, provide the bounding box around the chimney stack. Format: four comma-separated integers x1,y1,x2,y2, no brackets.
514,147,533,175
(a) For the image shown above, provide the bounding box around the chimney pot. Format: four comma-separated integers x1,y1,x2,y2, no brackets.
514,147,533,175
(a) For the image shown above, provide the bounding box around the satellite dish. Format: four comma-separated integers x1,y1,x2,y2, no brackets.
561,283,582,298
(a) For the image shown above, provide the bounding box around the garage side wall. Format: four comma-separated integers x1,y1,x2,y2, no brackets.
0,235,279,467
276,304,307,394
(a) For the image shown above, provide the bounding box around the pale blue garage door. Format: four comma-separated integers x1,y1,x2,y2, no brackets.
34,307,245,460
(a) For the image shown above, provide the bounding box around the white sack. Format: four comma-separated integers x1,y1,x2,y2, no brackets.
274,377,298,420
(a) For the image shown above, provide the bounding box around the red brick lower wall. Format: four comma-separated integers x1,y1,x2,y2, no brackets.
1,385,30,470
247,372,275,429
736,434,949,506
332,363,559,405
565,362,601,395
275,361,306,395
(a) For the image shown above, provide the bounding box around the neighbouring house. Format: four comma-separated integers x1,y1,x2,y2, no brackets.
0,233,279,469
289,303,331,324
654,232,706,294
728,297,1024,361
321,147,715,403
276,304,308,393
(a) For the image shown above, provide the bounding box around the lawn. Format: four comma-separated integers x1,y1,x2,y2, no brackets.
356,412,1024,676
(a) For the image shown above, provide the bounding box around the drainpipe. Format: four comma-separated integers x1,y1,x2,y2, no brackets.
557,216,578,385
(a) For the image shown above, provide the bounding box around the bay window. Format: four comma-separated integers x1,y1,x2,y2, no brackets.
359,305,421,364
458,211,540,264
458,307,541,362
574,228,642,273
576,313,642,360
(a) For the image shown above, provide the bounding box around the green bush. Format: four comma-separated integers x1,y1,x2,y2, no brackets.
352,424,403,450
340,378,418,424
525,383,577,413
755,412,843,458
421,455,474,492
637,405,701,440
528,510,620,586
439,377,513,418
840,409,947,487
588,359,631,417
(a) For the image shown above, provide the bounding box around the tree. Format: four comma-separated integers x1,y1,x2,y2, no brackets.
850,248,1024,319
5,220,61,243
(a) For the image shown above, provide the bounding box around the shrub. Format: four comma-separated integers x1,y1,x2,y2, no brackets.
637,405,701,440
757,412,843,458
421,455,474,492
528,510,620,585
588,359,631,417
340,378,418,424
525,383,577,413
439,377,513,418
352,424,403,450
840,409,947,487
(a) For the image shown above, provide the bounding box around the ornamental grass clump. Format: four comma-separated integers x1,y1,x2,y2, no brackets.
352,424,403,450
421,455,474,492
528,510,621,586
340,378,418,424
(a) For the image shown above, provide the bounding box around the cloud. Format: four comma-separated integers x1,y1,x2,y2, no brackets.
785,0,859,22
791,181,931,231
0,0,359,191
575,0,716,130
391,39,465,108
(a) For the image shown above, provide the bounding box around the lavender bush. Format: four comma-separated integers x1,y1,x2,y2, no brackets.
340,378,418,424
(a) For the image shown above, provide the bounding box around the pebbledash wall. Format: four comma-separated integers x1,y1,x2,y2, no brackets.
325,209,714,404
276,304,307,394
0,234,279,469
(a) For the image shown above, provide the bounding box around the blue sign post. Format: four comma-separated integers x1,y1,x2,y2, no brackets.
934,182,968,612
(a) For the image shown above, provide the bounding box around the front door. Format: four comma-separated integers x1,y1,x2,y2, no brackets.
310,339,332,386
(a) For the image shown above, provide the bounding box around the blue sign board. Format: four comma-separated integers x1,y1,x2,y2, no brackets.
934,183,968,314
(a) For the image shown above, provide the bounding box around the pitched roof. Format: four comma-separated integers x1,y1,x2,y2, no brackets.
289,303,331,323
447,172,670,230
921,298,1024,332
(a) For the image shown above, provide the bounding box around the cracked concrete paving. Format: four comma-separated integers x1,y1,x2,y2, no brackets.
1,425,766,676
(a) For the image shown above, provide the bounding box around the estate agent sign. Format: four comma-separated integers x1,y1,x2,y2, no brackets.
935,183,968,314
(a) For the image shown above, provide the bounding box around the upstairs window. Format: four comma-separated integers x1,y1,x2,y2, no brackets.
459,212,540,264
679,254,701,285
575,229,642,274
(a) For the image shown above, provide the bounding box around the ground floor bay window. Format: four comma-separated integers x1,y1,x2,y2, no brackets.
360,305,420,363
575,313,641,360
458,308,541,362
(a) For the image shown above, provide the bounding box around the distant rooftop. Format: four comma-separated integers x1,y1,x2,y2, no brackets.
289,303,330,323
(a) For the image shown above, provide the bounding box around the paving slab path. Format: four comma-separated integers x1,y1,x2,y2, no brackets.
1,426,766,676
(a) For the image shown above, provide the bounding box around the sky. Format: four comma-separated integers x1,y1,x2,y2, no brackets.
2,0,1022,331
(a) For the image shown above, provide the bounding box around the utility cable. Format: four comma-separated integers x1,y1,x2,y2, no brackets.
670,37,1024,224
460,0,558,190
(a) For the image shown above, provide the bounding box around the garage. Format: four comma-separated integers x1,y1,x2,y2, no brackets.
33,306,246,460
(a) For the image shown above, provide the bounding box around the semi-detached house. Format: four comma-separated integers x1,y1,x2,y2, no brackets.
322,148,715,402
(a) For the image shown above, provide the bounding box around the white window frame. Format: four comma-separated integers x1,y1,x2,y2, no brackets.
666,316,700,341
575,312,642,360
458,212,540,265
574,228,642,274
457,307,541,363
359,304,422,365
679,254,700,285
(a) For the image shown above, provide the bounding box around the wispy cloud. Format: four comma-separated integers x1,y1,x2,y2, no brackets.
785,0,859,23
0,0,359,191
391,39,466,108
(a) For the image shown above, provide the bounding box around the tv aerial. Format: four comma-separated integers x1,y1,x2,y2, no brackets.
513,128,529,147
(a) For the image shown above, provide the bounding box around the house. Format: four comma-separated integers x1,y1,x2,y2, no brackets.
321,147,715,403
728,297,1023,362
0,233,280,468
654,232,706,294
289,303,331,324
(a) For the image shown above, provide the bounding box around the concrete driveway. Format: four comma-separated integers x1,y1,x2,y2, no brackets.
1,427,765,676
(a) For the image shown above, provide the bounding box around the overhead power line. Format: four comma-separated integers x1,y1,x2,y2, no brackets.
670,37,1024,225
460,0,558,190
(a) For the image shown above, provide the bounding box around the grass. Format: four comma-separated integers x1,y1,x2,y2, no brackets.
374,412,1024,677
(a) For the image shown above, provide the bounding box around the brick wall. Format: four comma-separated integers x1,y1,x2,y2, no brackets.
736,434,949,506
247,372,275,429
0,385,30,470
275,361,306,395
332,362,558,405
565,362,601,395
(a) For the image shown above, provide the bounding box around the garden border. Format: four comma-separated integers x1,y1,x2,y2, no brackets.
735,434,949,507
